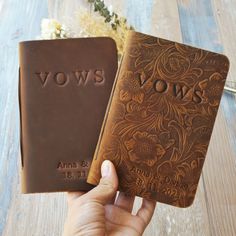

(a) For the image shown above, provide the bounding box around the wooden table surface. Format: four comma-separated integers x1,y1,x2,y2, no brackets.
0,0,236,235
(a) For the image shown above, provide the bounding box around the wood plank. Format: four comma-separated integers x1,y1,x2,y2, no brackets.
203,107,236,236
177,0,223,51
211,0,236,85
177,0,236,235
3,183,67,236
211,0,236,149
150,0,182,41
124,0,154,34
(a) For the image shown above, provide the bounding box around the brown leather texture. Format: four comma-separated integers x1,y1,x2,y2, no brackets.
87,31,230,207
19,37,117,193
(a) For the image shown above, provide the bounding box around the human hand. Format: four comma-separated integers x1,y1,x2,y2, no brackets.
63,160,156,236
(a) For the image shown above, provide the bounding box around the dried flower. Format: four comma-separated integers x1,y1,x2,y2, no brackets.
41,18,69,39
39,1,134,58
87,0,134,31
74,9,131,57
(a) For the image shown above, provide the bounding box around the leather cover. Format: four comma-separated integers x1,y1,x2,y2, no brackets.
87,31,230,207
19,37,118,193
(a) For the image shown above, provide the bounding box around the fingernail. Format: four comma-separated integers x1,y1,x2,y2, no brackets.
101,160,110,177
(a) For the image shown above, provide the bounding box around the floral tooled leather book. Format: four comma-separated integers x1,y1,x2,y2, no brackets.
87,31,230,207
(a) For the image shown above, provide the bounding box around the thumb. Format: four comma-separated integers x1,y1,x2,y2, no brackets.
84,160,118,205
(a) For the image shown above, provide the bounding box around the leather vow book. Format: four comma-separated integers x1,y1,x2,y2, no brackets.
87,31,230,207
19,38,117,193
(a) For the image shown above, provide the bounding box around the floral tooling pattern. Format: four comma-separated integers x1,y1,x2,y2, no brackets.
90,31,229,207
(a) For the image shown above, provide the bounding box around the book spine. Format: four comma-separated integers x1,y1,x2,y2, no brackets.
18,43,28,193
87,32,133,185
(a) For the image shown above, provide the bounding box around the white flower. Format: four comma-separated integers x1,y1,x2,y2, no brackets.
108,5,113,14
40,18,69,39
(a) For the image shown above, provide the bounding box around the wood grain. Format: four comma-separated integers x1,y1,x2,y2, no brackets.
212,0,236,85
150,0,182,41
211,0,236,149
0,0,48,235
177,0,236,235
0,0,235,235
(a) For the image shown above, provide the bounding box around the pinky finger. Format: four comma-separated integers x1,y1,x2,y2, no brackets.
136,199,156,225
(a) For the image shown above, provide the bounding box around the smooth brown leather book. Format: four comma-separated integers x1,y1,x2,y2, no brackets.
19,37,118,193
87,31,230,207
